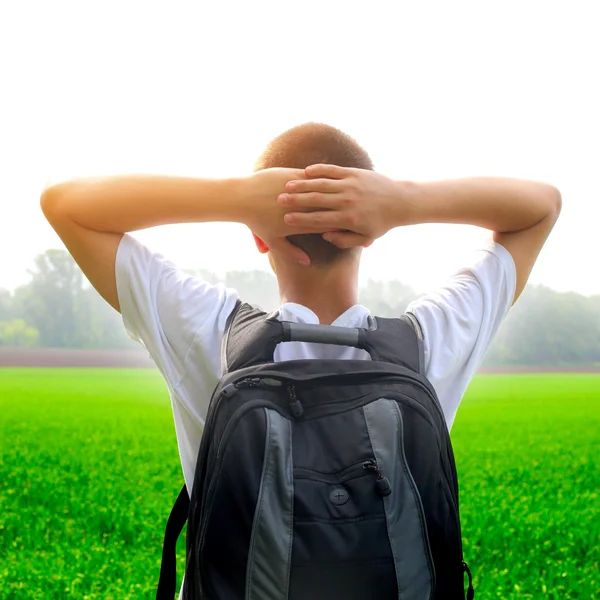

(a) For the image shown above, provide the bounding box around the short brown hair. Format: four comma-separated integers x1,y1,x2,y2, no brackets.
254,122,374,266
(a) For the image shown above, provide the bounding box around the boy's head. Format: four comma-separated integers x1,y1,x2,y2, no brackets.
254,123,374,267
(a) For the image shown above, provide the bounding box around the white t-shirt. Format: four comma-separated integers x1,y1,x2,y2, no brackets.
115,234,516,492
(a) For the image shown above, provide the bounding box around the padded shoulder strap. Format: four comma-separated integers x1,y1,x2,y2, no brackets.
365,314,425,375
223,302,284,372
220,299,242,375
404,311,425,375
156,484,189,600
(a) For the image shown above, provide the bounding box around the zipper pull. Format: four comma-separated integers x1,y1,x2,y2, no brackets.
363,460,392,497
287,384,304,418
375,476,392,497
221,377,261,398
221,383,238,398
243,377,261,388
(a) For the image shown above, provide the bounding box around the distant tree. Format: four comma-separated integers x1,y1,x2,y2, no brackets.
0,319,39,347
83,286,138,349
7,248,600,363
220,272,421,318
14,249,87,347
483,284,600,366
13,249,135,349
225,270,279,312
0,288,13,320
359,279,419,316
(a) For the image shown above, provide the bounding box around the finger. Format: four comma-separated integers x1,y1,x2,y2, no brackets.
305,164,352,179
284,210,351,230
278,191,342,210
285,178,342,194
285,223,347,236
270,237,311,266
322,231,371,249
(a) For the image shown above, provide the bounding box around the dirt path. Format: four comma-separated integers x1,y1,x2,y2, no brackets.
0,347,155,368
1,347,598,372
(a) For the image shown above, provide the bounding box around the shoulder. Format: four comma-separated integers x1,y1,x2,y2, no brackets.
405,242,516,426
407,242,516,332
115,234,239,382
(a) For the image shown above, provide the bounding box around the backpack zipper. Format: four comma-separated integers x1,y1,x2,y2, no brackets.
293,458,390,497
222,377,304,418
294,460,371,485
362,459,392,497
287,383,304,418
221,376,263,397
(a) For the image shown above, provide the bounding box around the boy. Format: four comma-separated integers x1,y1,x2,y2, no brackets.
41,122,561,584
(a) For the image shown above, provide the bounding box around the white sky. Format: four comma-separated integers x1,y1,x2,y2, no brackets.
1,0,598,296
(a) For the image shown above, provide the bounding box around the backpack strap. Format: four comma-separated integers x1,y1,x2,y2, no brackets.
223,302,426,375
156,484,189,600
224,302,283,372
367,314,426,375
156,301,244,599
220,298,243,375
405,311,426,376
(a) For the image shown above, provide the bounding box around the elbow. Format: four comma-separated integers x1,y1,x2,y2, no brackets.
550,185,562,220
542,184,562,223
550,184,562,207
40,182,72,220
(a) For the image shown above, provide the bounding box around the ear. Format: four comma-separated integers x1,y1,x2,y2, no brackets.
252,233,270,254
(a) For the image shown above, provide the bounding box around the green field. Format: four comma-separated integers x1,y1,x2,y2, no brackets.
1,370,598,599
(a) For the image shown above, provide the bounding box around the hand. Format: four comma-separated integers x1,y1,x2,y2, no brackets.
277,164,411,248
242,168,344,265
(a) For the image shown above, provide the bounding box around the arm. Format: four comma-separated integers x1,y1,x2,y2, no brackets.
279,166,562,305
41,169,314,312
41,176,242,312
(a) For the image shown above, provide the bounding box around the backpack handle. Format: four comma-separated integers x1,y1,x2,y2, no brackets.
281,322,366,348
224,303,423,374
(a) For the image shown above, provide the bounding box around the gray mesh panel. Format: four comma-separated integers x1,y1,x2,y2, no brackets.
246,409,294,600
364,398,434,599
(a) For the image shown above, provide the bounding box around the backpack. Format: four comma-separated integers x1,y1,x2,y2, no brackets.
156,301,475,600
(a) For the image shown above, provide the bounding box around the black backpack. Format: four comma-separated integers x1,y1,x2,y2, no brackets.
156,302,475,600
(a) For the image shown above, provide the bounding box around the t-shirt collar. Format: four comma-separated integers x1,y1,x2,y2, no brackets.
278,302,370,327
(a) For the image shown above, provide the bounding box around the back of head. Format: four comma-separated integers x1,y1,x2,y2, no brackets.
254,123,374,266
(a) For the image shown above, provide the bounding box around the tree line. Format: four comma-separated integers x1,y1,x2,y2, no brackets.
1,249,599,367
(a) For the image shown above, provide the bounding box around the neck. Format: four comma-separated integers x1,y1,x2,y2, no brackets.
274,261,360,325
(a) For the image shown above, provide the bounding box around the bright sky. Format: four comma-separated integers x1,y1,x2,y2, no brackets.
1,1,598,296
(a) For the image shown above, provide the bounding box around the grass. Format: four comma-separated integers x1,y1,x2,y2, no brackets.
452,374,599,598
0,369,184,600
0,369,598,599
